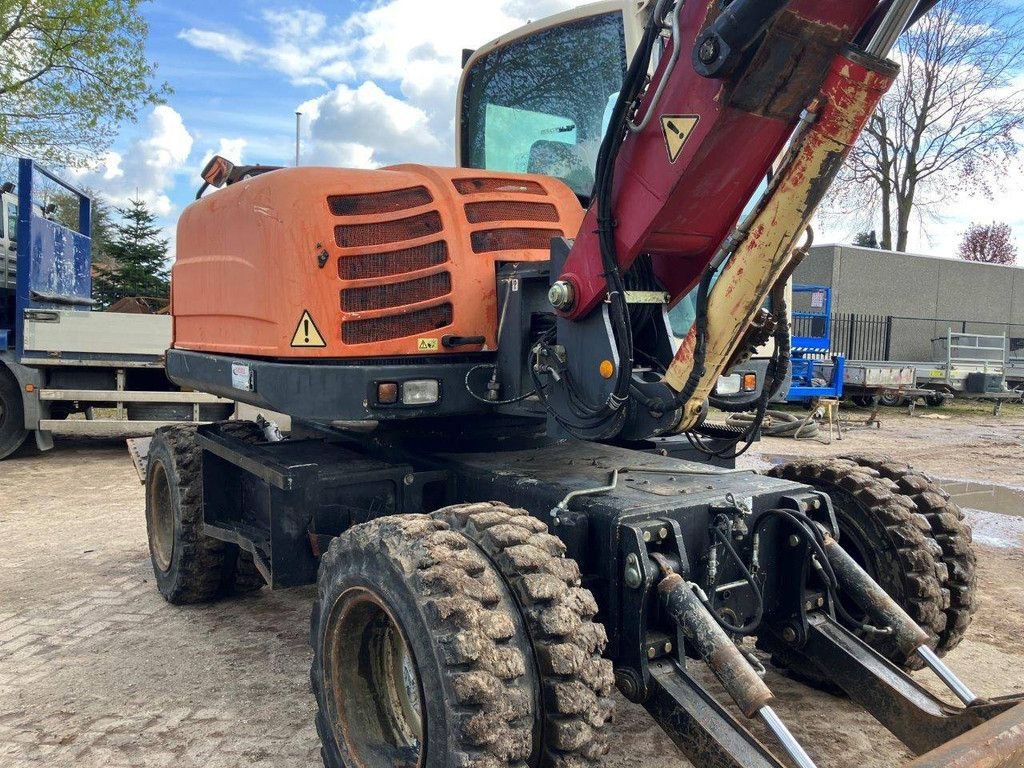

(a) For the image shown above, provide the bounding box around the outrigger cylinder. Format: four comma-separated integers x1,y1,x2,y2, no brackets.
820,531,981,706
658,573,818,768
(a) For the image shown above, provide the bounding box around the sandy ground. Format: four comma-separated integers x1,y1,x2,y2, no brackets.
0,404,1021,767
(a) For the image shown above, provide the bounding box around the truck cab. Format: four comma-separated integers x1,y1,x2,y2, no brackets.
456,0,782,412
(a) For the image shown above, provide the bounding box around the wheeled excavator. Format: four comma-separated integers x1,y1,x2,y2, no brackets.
140,1,1024,766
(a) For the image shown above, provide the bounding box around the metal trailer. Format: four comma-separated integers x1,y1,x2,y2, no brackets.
856,332,1018,413
0,158,233,460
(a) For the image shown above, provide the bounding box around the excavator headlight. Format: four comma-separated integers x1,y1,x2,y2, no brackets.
402,380,440,406
716,374,741,395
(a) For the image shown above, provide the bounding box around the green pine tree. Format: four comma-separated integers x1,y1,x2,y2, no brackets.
93,198,170,308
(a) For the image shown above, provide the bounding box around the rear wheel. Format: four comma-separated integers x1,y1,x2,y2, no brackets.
878,392,906,407
768,458,949,671
0,366,29,460
145,425,264,603
311,515,540,767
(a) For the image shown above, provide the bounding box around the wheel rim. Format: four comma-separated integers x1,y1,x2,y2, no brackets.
325,587,425,767
146,460,175,573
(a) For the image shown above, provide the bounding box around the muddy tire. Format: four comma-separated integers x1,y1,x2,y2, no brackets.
434,502,615,767
842,456,977,654
768,458,948,670
146,425,229,603
310,515,540,768
0,365,29,461
145,425,264,603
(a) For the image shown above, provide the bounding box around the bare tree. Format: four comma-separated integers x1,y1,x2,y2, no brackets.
957,222,1017,265
826,0,1024,252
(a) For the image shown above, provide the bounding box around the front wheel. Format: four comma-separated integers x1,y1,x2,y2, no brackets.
768,458,950,670
310,515,540,768
0,366,29,460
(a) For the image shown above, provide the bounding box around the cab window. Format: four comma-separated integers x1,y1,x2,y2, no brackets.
461,12,627,198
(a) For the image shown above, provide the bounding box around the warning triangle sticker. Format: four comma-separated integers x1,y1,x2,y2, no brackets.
661,115,699,163
290,310,327,348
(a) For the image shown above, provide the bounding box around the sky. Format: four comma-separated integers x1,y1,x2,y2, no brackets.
60,0,1024,260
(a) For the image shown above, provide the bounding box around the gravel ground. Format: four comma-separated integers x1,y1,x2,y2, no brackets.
0,406,1021,767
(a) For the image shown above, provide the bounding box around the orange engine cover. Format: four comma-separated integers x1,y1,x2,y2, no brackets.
172,164,584,359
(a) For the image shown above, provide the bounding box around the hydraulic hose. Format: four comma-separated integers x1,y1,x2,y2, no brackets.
726,410,820,439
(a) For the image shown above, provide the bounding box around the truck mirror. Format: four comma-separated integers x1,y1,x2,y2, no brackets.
201,155,235,188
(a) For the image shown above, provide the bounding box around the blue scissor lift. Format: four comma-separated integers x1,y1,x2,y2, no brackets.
786,285,845,402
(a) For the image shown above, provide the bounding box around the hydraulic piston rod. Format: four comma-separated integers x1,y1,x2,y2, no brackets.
821,532,981,707
658,573,818,768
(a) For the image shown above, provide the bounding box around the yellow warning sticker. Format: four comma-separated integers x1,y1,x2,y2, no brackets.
290,310,327,348
661,115,700,163
417,338,439,352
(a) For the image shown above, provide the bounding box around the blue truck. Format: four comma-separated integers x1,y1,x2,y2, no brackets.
0,158,233,460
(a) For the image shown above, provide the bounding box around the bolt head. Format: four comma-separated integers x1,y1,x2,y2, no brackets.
659,527,669,540
788,534,801,547
782,626,798,643
548,280,575,311
698,37,719,65
647,646,657,659
664,641,673,654
643,531,652,543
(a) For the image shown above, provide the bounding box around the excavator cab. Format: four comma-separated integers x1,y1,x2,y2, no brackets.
458,1,783,415
458,2,647,201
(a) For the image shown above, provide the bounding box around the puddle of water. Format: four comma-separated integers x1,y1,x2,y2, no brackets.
937,479,1024,549
938,480,1024,519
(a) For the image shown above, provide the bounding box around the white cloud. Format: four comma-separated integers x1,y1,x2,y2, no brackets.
67,105,193,218
179,1,579,168
177,28,253,63
302,82,442,168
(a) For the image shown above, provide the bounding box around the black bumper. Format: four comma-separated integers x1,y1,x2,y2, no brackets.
166,349,491,422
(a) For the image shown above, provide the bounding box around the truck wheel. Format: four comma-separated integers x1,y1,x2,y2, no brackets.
0,366,30,460
842,456,976,654
434,502,615,766
145,425,262,603
768,458,948,670
311,515,540,768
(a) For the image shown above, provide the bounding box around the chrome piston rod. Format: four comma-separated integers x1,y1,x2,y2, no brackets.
821,531,981,707
658,573,819,768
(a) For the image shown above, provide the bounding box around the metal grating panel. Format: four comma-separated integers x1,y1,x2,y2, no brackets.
340,273,452,312
465,201,559,224
338,241,449,280
342,303,453,345
470,228,564,254
454,178,546,196
335,211,443,248
328,186,433,216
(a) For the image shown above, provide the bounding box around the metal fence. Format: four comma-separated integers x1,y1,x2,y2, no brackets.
798,313,1024,362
